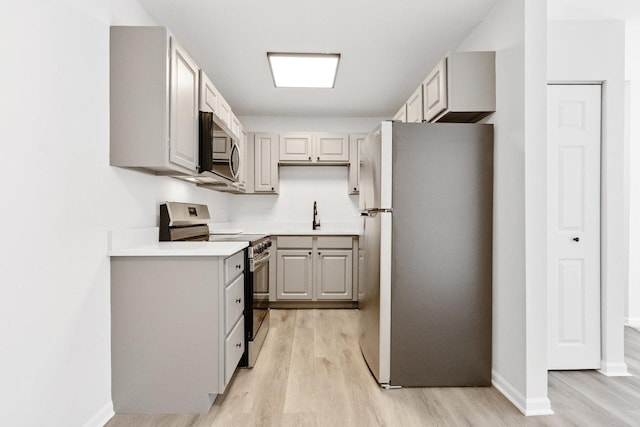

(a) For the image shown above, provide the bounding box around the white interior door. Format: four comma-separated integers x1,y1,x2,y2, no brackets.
547,84,601,370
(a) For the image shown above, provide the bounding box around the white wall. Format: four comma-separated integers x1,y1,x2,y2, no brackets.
547,20,629,375
626,20,640,328
229,116,382,228
229,166,360,227
0,1,232,426
456,0,550,415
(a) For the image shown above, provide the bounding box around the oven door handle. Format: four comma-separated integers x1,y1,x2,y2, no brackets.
250,251,270,272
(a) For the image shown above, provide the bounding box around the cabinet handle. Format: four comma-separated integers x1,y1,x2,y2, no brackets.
271,187,274,191
236,298,242,303
308,156,311,160
236,342,242,348
236,264,242,269
317,156,320,161
318,252,322,255
308,251,312,255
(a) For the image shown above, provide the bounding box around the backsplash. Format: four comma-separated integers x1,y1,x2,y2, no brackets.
226,166,360,227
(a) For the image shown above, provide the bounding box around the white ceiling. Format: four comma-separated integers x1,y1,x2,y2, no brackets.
548,0,640,20
136,0,640,118
136,0,499,118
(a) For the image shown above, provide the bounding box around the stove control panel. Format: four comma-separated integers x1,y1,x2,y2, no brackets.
248,239,272,258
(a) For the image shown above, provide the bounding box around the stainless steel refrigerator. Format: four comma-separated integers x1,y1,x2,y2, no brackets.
358,121,493,387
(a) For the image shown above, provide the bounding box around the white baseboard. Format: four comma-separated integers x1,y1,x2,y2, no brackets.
84,401,114,427
625,317,640,329
492,370,554,416
598,361,632,377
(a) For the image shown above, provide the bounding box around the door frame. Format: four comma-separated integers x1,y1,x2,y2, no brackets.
547,81,630,377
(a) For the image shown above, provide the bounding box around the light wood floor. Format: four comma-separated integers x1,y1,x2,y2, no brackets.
107,309,640,427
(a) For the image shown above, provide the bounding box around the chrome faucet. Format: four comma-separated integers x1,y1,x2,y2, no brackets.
312,201,321,230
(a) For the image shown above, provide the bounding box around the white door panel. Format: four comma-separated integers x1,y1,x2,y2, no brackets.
548,84,601,370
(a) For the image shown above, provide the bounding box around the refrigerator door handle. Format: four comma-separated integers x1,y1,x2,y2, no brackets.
361,208,393,217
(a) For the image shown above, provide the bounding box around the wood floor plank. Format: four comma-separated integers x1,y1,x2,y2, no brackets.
108,311,640,427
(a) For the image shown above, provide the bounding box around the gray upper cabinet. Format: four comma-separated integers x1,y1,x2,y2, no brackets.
199,70,220,115
169,39,200,171
253,133,279,193
217,95,232,131
348,134,365,194
393,104,407,122
110,26,199,175
422,58,448,122
230,112,241,140
315,133,349,163
279,133,314,163
406,85,424,123
237,126,247,190
423,51,496,123
279,133,350,165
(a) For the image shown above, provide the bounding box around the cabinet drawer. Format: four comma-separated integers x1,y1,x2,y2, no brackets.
225,250,245,284
225,317,245,386
225,274,244,335
317,236,353,249
277,236,313,248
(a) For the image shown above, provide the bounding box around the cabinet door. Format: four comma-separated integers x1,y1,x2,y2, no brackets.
393,104,407,122
169,38,199,172
315,133,349,162
348,134,365,194
423,57,448,122
406,85,423,123
254,133,278,193
276,249,313,300
279,133,313,162
230,113,240,140
218,95,232,129
199,71,219,115
238,128,247,187
315,249,353,300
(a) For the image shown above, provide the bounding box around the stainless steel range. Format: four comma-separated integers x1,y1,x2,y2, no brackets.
159,202,271,368
209,232,271,368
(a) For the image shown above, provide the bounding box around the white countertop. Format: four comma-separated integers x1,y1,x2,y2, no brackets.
108,227,247,257
270,229,359,236
108,221,361,257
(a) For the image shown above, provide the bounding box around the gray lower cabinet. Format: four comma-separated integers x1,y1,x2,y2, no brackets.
275,235,357,302
316,249,353,300
276,248,313,299
110,251,245,414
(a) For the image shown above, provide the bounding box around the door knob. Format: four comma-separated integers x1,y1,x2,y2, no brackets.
572,237,580,242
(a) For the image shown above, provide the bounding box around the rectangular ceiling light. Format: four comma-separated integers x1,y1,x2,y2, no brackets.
267,52,340,88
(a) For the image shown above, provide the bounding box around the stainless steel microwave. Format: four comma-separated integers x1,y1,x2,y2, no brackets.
199,112,240,182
